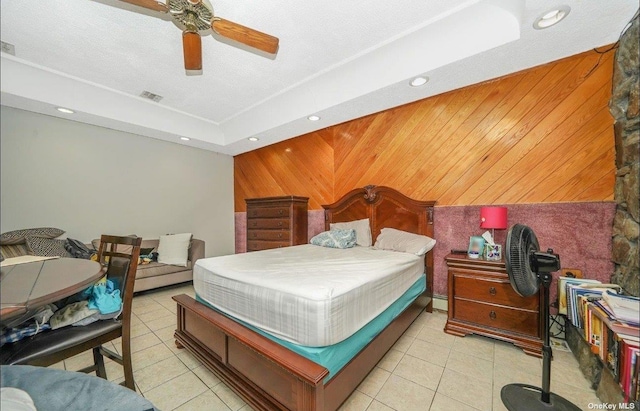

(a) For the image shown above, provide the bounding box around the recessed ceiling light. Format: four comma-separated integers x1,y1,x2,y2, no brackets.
180,137,190,141
307,115,320,121
248,137,259,142
533,6,570,29
56,107,74,114
410,76,429,87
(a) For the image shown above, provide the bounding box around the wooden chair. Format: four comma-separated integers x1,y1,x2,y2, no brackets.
0,235,142,390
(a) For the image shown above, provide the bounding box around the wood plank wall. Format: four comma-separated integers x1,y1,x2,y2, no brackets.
234,49,615,211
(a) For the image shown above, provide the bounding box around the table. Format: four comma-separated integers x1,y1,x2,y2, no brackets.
0,257,105,324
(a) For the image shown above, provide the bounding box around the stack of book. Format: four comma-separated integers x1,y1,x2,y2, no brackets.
558,277,639,403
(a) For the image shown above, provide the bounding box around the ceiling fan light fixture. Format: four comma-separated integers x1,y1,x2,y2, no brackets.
307,115,320,121
533,6,570,29
56,107,75,114
410,76,429,87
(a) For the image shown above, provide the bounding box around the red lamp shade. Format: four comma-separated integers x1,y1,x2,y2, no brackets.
480,206,508,230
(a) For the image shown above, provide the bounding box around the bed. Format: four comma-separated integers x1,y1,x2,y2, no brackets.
172,185,436,411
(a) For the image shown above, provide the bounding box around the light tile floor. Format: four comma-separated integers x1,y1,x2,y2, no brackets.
51,283,601,411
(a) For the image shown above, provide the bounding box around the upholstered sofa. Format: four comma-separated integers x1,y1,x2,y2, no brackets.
94,238,205,293
0,229,204,293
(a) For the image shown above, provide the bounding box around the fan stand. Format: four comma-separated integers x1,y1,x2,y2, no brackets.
500,271,581,411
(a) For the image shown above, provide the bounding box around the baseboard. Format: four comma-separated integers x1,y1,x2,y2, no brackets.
432,296,447,312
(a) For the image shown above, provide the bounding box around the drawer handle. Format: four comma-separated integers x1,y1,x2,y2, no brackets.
278,221,283,227
279,209,284,215
252,232,257,238
278,233,282,238
489,287,497,295
251,221,257,227
489,311,497,320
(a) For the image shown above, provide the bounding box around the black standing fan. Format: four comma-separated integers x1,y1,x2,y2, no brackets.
501,224,580,411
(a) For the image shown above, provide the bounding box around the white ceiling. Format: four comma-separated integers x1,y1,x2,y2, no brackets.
1,0,637,156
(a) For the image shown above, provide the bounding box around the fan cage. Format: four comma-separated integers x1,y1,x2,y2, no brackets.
505,224,540,297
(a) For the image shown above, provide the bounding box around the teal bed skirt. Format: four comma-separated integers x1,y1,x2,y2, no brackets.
196,273,426,382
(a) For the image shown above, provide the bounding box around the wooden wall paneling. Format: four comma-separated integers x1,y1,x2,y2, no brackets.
333,116,376,172
233,49,615,209
571,170,615,203
546,147,616,203
233,132,333,212
334,105,422,197
525,125,614,203
349,93,450,193
427,57,568,204
376,83,497,196
337,93,448,197
335,87,478,198
495,104,613,204
234,151,283,210
405,72,528,202
450,51,613,205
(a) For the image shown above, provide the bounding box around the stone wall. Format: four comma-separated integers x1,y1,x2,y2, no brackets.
610,13,640,297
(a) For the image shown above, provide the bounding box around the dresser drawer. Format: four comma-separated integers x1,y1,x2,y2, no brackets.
454,275,538,310
247,240,291,252
247,218,290,230
453,299,539,337
247,230,291,241
247,207,290,218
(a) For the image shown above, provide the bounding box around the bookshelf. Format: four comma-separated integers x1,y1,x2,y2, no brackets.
560,279,639,405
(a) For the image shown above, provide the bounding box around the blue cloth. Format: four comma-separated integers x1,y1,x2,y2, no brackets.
197,274,426,382
1,365,159,411
87,279,122,315
1,324,50,347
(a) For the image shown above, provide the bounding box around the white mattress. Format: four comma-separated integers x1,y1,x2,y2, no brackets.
193,244,424,347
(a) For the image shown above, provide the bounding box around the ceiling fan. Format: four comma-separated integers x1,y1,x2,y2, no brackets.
119,0,279,73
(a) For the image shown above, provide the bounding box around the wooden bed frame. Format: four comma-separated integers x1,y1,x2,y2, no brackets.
173,185,436,411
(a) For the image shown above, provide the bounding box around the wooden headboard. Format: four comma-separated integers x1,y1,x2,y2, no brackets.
323,185,436,303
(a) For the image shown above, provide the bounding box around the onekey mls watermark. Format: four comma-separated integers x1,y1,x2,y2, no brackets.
588,403,636,410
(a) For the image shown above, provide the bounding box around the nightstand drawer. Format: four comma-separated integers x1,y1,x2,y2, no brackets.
247,219,290,230
454,275,538,310
248,207,290,218
453,299,539,337
247,230,291,241
247,240,291,252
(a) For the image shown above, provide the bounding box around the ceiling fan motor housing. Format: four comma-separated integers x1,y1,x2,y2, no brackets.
168,0,214,33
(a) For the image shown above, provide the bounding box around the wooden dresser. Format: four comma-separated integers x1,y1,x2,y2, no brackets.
444,253,543,357
245,196,308,252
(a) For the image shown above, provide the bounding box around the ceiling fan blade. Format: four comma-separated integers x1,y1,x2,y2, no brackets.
183,31,203,71
212,18,279,55
118,0,169,13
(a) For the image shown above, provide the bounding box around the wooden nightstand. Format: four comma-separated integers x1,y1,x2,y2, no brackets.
444,253,543,357
245,196,308,252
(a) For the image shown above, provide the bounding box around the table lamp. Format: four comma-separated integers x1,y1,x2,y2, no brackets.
480,206,508,243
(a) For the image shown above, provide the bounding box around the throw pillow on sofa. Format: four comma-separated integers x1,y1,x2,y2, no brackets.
157,233,192,267
25,236,71,258
0,227,65,245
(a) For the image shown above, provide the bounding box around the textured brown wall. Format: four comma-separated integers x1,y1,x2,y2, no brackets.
234,49,615,211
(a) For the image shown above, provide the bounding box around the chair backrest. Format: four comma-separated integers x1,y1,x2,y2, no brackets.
96,235,142,327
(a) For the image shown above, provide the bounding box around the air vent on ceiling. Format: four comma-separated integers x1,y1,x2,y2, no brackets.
140,91,163,102
1,41,16,56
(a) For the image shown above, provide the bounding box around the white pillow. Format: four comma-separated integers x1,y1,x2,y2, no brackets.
157,233,192,266
330,218,372,247
373,228,436,256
